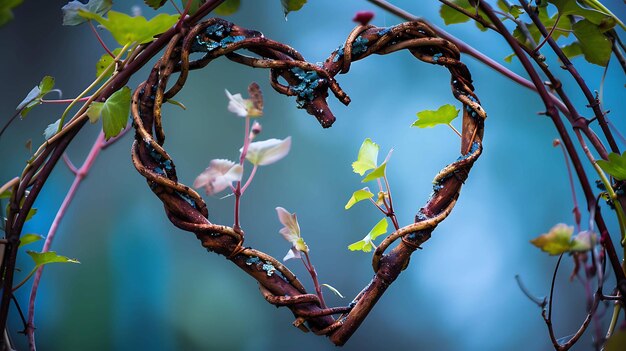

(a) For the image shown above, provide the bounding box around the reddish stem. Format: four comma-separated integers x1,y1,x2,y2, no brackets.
25,132,106,351
88,21,114,58
555,140,581,231
303,252,327,309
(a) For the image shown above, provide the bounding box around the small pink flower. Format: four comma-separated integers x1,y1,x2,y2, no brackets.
193,159,243,195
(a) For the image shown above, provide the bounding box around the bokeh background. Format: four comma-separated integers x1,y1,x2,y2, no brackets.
1,1,626,350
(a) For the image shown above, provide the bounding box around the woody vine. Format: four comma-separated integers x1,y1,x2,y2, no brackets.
0,0,625,350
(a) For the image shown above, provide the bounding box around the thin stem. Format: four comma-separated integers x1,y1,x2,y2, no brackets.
515,274,547,308
519,0,620,155
382,175,400,230
477,0,626,295
448,123,462,138
304,252,327,309
606,303,621,340
575,132,626,248
240,165,257,194
0,178,19,196
25,132,106,351
233,116,251,231
532,12,560,55
169,0,182,14
61,154,78,175
88,21,114,58
368,197,387,215
555,140,581,231
40,97,91,104
56,42,131,133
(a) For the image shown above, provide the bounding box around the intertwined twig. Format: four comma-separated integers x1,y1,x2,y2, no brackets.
129,18,486,345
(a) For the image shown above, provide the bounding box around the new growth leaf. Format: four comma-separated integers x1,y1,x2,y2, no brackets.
348,218,388,252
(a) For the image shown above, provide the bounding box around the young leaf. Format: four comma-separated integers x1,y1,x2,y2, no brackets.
281,0,307,16
412,104,459,129
86,86,131,140
597,152,626,180
215,0,241,15
321,283,344,298
62,0,112,26
352,138,379,176
27,251,80,267
345,188,374,209
17,76,56,118
348,218,388,253
0,0,23,27
79,11,179,46
193,159,243,195
144,0,167,10
276,207,309,261
96,48,122,78
244,137,291,166
19,234,44,248
362,162,387,183
25,208,37,221
43,119,61,140
572,19,612,66
530,223,592,255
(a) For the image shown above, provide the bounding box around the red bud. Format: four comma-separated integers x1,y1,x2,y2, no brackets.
353,11,374,26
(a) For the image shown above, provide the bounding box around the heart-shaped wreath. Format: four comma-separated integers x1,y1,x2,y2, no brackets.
130,18,486,346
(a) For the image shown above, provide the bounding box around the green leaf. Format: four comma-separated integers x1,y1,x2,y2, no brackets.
348,218,388,253
440,0,472,25
27,251,80,267
321,283,344,298
0,0,23,27
44,119,62,140
352,138,379,176
184,0,204,15
362,162,387,183
144,0,167,10
561,42,583,59
80,11,179,46
345,188,374,209
215,0,240,15
530,223,586,255
86,86,131,140
25,208,37,222
17,76,56,118
412,104,459,129
62,0,112,26
572,19,612,66
597,152,626,180
281,0,307,16
504,53,516,63
548,0,614,27
166,98,187,110
0,189,11,199
96,48,122,78
606,328,626,351
578,0,626,30
348,240,371,252
19,234,44,248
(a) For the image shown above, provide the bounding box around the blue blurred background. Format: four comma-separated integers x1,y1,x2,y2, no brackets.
1,1,626,350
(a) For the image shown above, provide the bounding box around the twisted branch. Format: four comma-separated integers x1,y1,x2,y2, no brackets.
129,18,486,345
